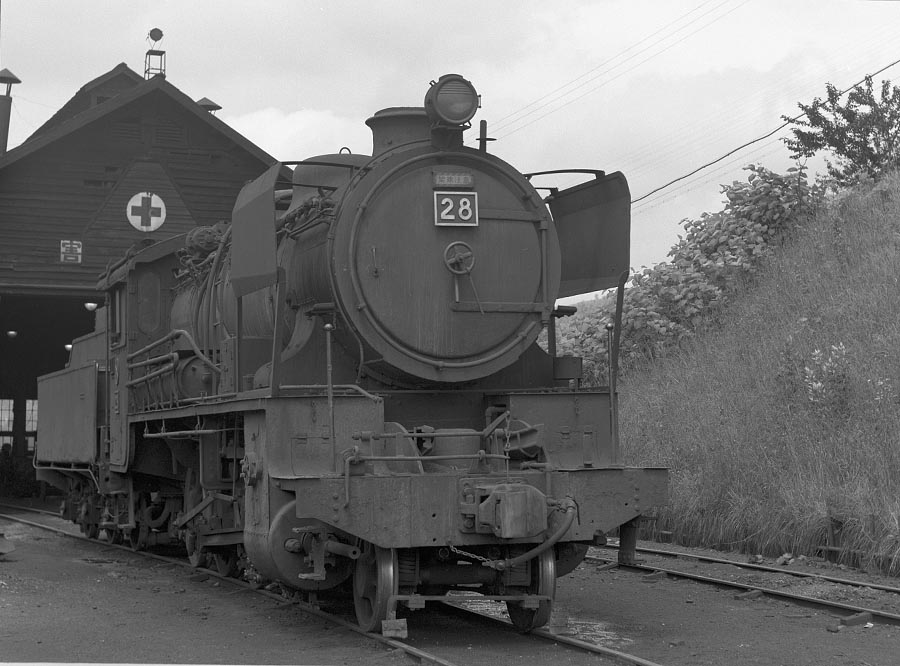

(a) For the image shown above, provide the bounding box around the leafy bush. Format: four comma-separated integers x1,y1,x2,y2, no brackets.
783,76,900,186
673,164,814,279
555,164,819,382
802,343,850,413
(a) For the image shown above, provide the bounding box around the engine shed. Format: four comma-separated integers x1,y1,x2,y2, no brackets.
0,62,276,487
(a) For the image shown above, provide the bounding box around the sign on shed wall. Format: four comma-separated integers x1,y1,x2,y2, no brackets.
126,191,167,232
59,240,83,264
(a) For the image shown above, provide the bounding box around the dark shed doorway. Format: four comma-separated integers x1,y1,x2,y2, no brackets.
0,294,96,493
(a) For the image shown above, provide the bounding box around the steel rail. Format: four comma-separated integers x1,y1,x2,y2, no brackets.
597,542,900,595
0,507,460,666
440,602,667,666
3,503,668,665
0,502,60,517
588,554,900,627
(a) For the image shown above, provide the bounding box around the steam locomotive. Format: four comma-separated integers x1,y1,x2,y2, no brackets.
35,74,667,634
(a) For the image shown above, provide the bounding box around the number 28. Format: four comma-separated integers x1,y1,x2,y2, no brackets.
435,192,478,226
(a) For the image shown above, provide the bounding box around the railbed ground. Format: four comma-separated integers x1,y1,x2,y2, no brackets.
4,501,900,666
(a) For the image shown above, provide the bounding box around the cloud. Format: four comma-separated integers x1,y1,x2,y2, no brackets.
6,0,899,272
221,107,373,161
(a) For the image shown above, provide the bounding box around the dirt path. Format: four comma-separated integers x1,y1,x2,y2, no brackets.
552,552,900,666
3,512,899,666
0,519,406,665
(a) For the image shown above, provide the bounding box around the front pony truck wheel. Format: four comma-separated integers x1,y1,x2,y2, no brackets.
353,542,398,632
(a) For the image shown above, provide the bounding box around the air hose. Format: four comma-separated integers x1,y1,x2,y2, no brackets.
482,497,578,571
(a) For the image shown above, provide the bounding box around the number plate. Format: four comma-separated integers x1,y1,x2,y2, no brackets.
434,191,478,227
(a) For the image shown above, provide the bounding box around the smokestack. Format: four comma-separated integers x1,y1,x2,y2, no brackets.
365,107,431,156
0,68,22,156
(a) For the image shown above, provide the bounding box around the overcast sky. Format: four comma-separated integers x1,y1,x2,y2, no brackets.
2,0,898,285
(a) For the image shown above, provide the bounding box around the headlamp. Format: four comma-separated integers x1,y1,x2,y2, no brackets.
424,74,479,127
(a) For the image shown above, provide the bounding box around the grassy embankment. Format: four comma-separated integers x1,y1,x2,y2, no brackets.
619,173,900,573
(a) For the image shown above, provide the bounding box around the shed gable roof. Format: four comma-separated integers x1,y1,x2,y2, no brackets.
27,63,145,141
0,64,275,170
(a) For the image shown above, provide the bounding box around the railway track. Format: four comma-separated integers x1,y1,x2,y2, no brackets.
605,541,900,593
590,543,900,627
0,503,457,665
7,501,900,664
0,502,667,666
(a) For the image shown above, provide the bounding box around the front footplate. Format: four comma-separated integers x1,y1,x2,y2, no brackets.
279,466,668,549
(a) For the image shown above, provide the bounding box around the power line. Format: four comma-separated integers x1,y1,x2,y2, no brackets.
468,0,742,149
630,54,900,205
632,141,785,215
488,0,726,133
491,0,720,127
493,0,749,140
621,27,896,205
543,21,898,198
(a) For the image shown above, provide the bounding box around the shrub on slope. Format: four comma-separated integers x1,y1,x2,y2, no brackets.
621,172,900,572
555,164,817,383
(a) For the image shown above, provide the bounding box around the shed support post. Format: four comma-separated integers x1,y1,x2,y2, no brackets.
618,516,640,566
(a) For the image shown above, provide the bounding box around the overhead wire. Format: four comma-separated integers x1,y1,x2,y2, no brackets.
579,19,897,195
467,0,744,151
492,0,750,140
591,31,896,199
479,5,895,213
487,0,724,133
601,30,898,264
624,49,898,270
633,140,786,216
630,54,900,205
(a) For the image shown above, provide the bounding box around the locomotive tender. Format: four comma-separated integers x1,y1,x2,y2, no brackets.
35,75,667,634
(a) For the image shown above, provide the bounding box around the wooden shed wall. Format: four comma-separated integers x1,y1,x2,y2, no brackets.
0,89,268,293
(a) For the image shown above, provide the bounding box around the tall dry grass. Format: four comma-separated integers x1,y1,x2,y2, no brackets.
620,172,900,572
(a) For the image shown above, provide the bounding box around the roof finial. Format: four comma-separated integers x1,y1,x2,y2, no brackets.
144,28,166,79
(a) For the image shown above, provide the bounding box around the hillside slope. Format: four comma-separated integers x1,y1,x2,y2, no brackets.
618,172,900,572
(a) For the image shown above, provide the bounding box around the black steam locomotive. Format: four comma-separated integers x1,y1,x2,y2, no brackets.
35,74,667,634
